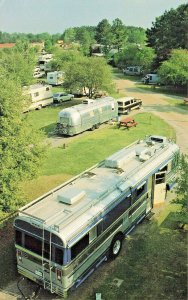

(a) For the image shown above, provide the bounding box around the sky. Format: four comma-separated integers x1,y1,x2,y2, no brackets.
0,0,186,34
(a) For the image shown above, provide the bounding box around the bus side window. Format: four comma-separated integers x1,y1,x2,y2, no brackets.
15,230,22,246
89,226,97,243
132,182,146,204
103,195,131,231
71,234,89,260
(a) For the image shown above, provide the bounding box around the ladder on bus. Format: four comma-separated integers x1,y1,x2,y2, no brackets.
41,222,54,294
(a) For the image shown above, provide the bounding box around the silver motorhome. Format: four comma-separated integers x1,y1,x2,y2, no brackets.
23,84,53,111
56,97,118,136
14,136,179,298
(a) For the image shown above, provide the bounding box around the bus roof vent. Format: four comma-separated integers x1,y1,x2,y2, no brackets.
57,188,86,205
105,149,136,169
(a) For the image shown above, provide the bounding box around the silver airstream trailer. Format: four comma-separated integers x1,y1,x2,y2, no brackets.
56,97,118,136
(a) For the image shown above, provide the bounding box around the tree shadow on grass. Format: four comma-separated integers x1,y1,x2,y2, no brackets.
41,123,57,136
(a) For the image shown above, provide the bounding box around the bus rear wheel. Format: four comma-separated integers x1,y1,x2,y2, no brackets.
109,233,123,259
95,124,100,129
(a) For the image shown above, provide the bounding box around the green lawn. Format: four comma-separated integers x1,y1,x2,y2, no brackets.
26,99,83,135
22,112,175,201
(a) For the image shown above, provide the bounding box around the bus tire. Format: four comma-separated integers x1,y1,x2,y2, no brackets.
109,233,123,259
37,105,42,110
95,124,100,129
90,125,95,131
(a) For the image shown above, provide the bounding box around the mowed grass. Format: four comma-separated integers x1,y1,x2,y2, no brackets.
25,99,83,135
23,112,175,201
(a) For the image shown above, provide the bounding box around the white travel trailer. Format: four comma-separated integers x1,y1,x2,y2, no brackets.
47,71,65,86
38,53,53,71
14,136,179,298
23,84,53,111
56,97,118,136
123,66,143,76
142,74,159,85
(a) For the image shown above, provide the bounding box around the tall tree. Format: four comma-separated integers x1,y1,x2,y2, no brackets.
146,4,188,66
171,155,188,226
62,28,76,44
95,19,113,53
158,49,188,87
111,18,127,51
158,49,188,86
114,44,155,72
0,76,45,212
63,56,114,97
0,40,36,86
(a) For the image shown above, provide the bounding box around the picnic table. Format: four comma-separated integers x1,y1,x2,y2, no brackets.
118,117,138,129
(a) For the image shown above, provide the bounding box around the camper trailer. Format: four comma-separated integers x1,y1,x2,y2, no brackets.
23,84,53,111
142,74,159,85
38,53,53,72
47,71,65,86
117,97,142,115
123,66,143,76
56,97,118,136
14,136,179,298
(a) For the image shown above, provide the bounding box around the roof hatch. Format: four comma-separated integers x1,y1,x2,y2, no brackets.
57,188,86,205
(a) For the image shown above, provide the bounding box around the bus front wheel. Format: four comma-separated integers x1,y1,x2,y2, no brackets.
109,233,123,259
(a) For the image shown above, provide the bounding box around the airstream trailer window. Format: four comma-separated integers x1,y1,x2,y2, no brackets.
71,234,89,260
15,230,22,246
25,234,42,256
125,100,130,105
46,87,50,91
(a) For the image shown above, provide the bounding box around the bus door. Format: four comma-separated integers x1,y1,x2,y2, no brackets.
153,171,166,206
146,176,153,213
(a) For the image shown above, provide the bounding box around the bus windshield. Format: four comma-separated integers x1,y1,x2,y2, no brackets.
15,229,64,265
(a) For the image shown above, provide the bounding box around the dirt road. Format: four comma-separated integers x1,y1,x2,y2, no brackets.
115,77,188,154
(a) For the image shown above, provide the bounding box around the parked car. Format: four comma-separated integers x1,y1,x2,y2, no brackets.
33,70,45,78
53,92,74,103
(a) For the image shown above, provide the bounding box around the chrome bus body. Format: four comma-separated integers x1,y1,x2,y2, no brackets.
14,136,179,297
56,97,118,136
